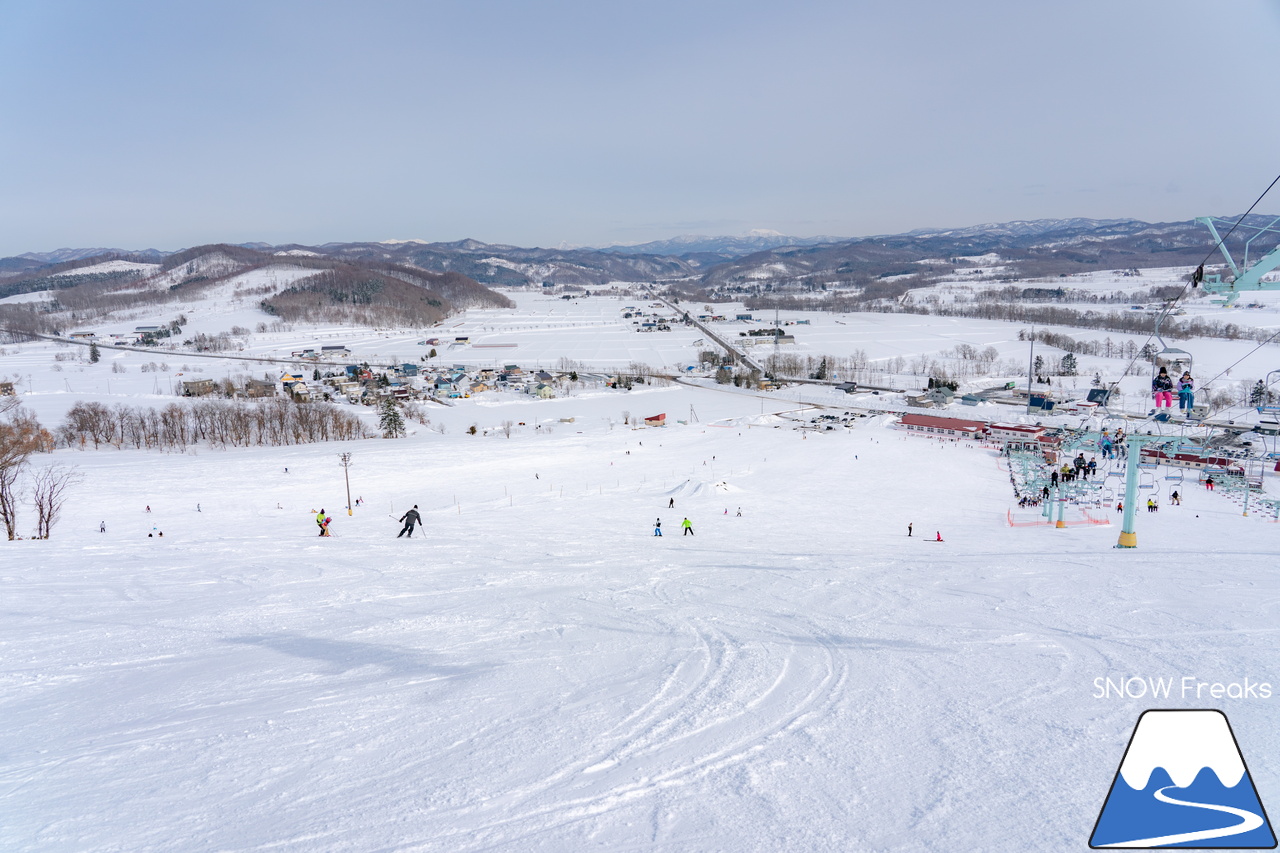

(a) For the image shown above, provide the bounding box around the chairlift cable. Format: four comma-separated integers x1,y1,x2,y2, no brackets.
1100,170,1280,412
1193,328,1280,422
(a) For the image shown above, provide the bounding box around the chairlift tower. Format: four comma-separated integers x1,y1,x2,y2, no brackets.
1115,432,1181,548
1196,215,1280,306
1063,425,1181,548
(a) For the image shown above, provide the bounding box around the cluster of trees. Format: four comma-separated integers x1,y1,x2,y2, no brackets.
905,301,1266,344
59,399,371,451
0,398,73,540
0,305,59,339
714,366,762,388
262,268,449,327
974,284,1185,305
185,327,250,352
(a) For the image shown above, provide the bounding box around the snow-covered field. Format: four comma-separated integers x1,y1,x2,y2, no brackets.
3,277,1280,851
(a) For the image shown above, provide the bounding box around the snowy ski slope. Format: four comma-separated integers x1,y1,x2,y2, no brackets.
2,281,1279,851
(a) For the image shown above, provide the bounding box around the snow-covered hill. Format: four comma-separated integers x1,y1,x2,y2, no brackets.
3,281,1280,851
3,390,1278,851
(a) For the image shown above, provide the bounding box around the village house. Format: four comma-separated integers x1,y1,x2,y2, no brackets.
181,378,217,397
243,379,276,399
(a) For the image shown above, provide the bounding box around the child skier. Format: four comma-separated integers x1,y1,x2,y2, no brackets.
654,518,662,536
1152,366,1174,409
316,508,330,536
1177,371,1195,411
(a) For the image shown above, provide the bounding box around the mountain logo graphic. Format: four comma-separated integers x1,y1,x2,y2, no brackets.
1091,710,1276,848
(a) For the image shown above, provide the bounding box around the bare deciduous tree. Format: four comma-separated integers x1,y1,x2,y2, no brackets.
31,465,80,539
0,405,51,540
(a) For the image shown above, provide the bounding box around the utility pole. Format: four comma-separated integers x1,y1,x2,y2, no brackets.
339,452,354,516
1026,325,1036,416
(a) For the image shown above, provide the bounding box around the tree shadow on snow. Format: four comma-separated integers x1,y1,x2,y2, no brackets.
226,633,490,679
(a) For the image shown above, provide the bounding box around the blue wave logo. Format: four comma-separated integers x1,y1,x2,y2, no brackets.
1091,710,1276,848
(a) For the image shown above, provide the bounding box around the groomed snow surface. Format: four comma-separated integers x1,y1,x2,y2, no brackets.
4,402,1280,851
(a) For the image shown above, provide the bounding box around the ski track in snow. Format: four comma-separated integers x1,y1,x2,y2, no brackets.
2,393,1279,850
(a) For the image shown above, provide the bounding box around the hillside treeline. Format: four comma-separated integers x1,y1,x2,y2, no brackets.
261,267,449,326
3,243,512,332
739,292,1270,345
909,301,1267,343
59,399,371,451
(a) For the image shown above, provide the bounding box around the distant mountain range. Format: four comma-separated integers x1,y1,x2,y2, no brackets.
4,217,1276,294
14,247,170,264
599,232,845,257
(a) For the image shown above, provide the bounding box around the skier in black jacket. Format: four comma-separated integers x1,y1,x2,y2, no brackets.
398,505,423,538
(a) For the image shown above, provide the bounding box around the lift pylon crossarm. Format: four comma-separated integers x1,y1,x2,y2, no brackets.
1196,216,1280,305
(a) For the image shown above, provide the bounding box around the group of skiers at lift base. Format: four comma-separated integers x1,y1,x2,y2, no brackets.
1152,366,1195,410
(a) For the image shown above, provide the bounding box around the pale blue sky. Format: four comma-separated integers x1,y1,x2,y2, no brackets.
2,0,1279,254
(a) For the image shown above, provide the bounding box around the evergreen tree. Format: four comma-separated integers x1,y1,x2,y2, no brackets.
1060,353,1078,375
379,398,405,438
88,342,100,363
1250,381,1268,407
1033,354,1044,374
1140,342,1158,362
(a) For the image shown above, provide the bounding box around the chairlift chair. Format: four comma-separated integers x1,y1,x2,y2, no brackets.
1152,309,1193,372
